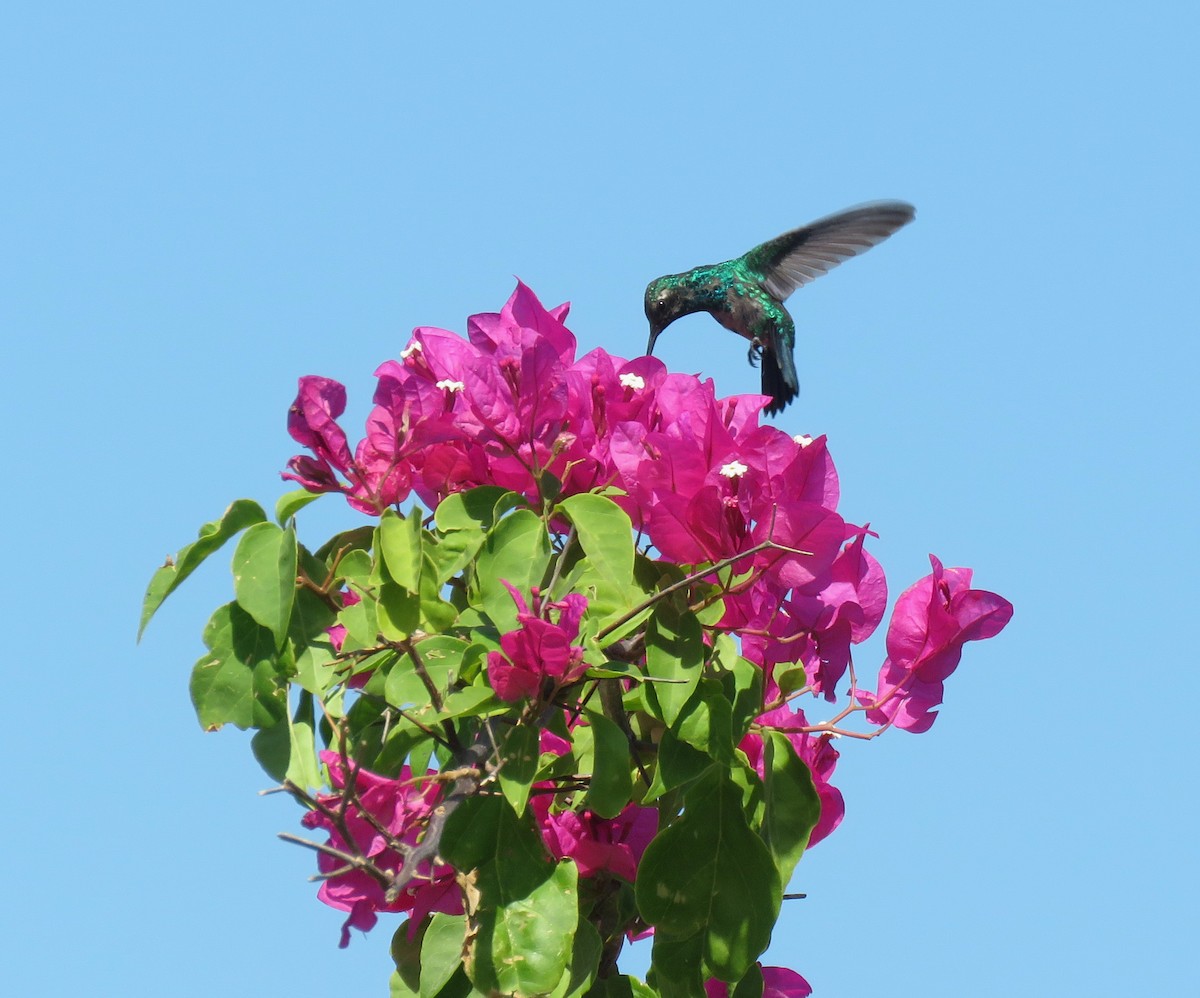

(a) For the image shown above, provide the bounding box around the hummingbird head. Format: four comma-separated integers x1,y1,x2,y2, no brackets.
644,276,683,355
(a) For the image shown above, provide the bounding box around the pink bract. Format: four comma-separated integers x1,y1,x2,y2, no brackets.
706,965,813,998
859,555,1014,732
486,584,589,702
532,797,658,883
300,751,461,947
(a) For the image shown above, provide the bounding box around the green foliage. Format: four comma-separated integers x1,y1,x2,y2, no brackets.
139,499,266,639
636,769,781,982
442,796,580,996
232,522,297,649
146,485,830,995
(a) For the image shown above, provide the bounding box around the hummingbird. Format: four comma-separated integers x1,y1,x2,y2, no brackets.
644,200,915,415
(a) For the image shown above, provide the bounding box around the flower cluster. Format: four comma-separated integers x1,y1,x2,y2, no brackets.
284,282,1013,987
286,278,1011,741
486,582,589,701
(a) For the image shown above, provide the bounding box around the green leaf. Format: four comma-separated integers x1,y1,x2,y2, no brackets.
584,661,645,680
285,690,322,790
441,796,578,997
390,917,427,996
250,691,322,788
636,770,781,982
419,913,468,998
231,522,298,650
314,524,374,563
648,931,706,998
773,663,809,699
430,489,507,596
645,601,704,727
249,718,289,781
550,918,602,998
335,546,373,585
485,861,579,996
190,603,286,731
673,680,735,765
537,469,563,504
471,509,551,632
583,709,633,819
434,486,508,532
556,493,637,620
429,685,502,722
591,975,661,998
642,731,713,804
761,732,821,888
730,961,763,998
428,528,485,586
418,550,459,633
378,579,420,639
337,585,380,652
498,723,540,816
292,545,340,638
710,640,763,741
274,488,324,525
380,509,423,590
291,638,335,696
139,499,266,639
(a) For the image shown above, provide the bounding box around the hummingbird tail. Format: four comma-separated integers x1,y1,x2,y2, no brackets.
761,346,799,416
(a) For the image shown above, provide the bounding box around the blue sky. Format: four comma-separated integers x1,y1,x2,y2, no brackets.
4,3,1196,995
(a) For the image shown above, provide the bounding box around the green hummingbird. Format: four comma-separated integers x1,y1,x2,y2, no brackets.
644,200,915,415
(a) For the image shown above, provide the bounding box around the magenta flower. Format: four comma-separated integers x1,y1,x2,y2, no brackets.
736,525,888,701
858,555,1013,732
532,798,658,883
300,751,460,946
705,965,812,998
606,379,845,594
283,375,354,493
486,583,589,702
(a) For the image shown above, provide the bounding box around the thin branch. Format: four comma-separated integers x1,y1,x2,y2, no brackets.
403,638,445,714
596,536,813,642
542,524,577,598
276,832,391,888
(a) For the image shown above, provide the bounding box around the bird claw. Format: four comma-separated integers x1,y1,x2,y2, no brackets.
747,339,763,367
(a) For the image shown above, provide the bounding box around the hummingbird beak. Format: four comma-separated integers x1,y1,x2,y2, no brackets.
645,322,663,357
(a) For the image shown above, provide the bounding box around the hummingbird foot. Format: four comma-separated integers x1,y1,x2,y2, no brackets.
747,338,763,368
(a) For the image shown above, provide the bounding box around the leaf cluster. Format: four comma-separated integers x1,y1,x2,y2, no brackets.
142,486,823,997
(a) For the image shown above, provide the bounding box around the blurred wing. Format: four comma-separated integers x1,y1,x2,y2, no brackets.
744,201,915,301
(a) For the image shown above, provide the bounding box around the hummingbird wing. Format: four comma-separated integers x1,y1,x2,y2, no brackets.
743,201,915,302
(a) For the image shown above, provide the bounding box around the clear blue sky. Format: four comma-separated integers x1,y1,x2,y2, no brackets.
4,4,1196,995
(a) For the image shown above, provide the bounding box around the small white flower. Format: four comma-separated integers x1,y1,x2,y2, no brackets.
719,460,748,478
400,340,423,359
619,372,646,391
793,434,814,448
436,379,465,393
